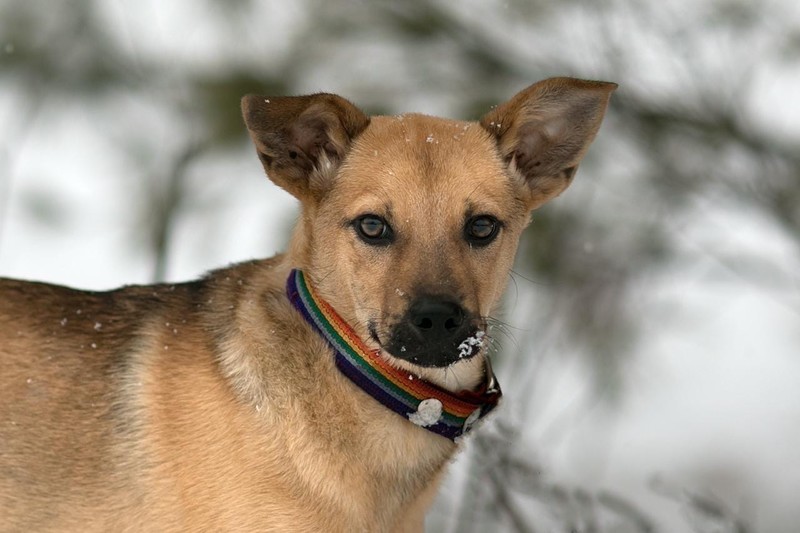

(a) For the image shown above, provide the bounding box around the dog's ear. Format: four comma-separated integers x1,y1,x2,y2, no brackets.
481,77,616,210
241,93,370,200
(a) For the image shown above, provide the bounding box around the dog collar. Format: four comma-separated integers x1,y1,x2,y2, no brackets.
286,269,501,441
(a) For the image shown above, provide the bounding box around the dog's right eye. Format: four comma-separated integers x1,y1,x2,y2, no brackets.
354,215,393,245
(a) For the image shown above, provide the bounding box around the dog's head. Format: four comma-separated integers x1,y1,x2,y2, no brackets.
242,78,615,390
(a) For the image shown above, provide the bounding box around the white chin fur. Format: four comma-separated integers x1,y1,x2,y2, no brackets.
385,352,486,392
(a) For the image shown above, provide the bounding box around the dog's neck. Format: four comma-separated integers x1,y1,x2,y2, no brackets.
286,269,501,441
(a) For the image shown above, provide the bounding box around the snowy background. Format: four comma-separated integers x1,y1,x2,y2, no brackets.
1,1,799,531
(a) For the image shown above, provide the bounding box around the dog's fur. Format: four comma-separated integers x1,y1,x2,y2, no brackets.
0,78,614,532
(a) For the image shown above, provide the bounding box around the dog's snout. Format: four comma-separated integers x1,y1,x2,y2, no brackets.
409,299,465,336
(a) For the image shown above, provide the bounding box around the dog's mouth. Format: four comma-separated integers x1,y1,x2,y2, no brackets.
368,318,486,369
368,321,382,346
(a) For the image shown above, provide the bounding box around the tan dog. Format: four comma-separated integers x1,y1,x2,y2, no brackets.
0,77,614,532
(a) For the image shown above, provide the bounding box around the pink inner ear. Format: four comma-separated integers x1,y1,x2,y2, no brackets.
289,113,352,172
513,122,564,181
293,118,328,153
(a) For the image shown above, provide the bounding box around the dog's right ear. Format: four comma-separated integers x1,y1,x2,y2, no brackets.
241,93,370,201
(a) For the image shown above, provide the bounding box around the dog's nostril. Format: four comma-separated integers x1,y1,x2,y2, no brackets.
444,316,461,332
416,317,433,330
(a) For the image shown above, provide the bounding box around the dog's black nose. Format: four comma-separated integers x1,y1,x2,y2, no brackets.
408,298,466,339
386,296,479,367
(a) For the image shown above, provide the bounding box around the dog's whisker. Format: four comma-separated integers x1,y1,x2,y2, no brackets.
509,268,548,287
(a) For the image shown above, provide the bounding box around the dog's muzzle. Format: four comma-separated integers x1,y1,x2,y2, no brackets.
385,296,483,367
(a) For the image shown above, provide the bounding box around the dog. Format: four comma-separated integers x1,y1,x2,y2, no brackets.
0,77,614,532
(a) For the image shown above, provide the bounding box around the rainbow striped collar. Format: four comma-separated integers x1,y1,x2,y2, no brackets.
286,269,501,441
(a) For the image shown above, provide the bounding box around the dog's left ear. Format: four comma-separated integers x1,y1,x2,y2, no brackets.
241,93,370,201
481,77,616,210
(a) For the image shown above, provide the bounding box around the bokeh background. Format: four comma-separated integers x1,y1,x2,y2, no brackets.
1,1,799,531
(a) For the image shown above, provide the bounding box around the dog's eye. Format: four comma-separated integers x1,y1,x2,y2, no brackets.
465,216,500,246
354,215,393,245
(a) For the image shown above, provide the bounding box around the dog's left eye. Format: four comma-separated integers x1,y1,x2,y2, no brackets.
465,216,500,245
354,215,393,245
